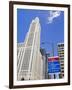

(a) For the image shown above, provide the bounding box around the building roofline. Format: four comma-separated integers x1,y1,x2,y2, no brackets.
48,56,59,58
57,42,64,45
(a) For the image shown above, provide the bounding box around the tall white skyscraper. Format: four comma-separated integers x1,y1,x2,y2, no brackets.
17,17,44,80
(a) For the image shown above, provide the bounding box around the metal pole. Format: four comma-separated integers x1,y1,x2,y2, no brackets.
52,43,54,56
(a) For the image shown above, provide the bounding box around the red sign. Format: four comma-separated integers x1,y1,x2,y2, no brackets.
48,56,59,61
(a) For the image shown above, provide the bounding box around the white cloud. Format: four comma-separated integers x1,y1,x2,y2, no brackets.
47,11,61,24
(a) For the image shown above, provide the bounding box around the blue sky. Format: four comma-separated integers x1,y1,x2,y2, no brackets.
17,9,64,56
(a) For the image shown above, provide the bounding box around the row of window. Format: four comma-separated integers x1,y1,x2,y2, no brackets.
59,57,64,59
58,52,64,54
60,63,64,66
59,55,64,57
58,50,64,52
61,70,64,73
58,44,64,47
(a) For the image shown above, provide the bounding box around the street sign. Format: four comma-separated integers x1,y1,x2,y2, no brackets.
48,56,60,73
48,56,59,61
48,61,60,73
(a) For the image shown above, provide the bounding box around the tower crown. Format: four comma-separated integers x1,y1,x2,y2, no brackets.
35,17,39,23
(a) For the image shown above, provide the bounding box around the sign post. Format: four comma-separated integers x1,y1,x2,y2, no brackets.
48,56,60,79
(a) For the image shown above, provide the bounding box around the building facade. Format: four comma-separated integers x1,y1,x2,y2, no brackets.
17,17,44,80
40,48,48,79
57,43,64,78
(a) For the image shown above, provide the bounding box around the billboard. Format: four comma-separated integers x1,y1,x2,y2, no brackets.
48,56,60,73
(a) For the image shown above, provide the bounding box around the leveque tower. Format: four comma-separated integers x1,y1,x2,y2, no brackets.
17,17,44,80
